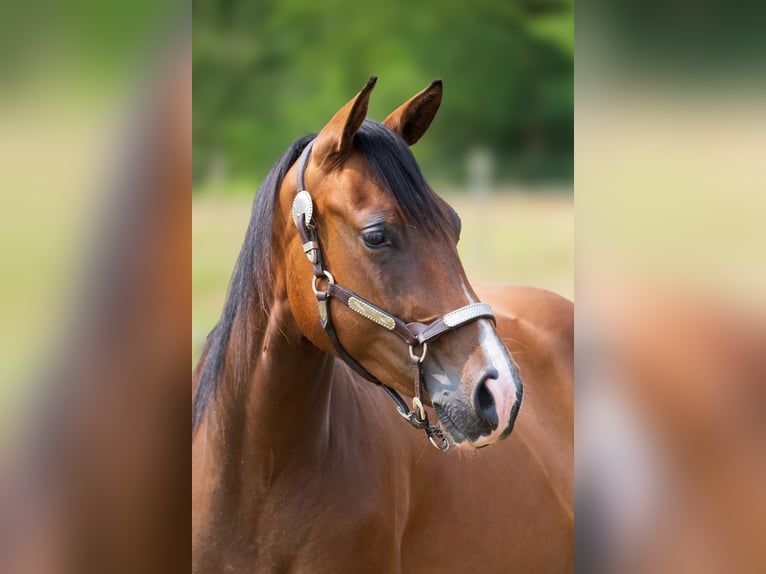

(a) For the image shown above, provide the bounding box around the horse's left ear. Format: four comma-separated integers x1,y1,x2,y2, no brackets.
383,79,443,145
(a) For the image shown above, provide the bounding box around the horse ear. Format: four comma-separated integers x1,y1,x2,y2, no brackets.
313,76,377,167
383,79,443,145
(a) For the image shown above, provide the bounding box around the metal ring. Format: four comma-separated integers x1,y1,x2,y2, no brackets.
412,397,426,422
311,270,335,296
408,342,428,364
428,430,450,451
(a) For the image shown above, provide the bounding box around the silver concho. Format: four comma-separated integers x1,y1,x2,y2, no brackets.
292,190,314,227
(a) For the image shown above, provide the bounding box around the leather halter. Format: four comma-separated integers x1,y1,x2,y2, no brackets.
291,140,496,451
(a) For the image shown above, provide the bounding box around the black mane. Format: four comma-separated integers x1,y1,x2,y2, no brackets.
192,120,449,433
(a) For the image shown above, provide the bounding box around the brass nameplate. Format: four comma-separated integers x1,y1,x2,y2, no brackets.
348,296,395,330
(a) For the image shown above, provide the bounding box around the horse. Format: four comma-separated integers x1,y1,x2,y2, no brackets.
192,77,573,573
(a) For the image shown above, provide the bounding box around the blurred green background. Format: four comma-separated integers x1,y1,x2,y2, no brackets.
0,0,184,441
192,0,574,360
192,0,574,364
193,0,573,187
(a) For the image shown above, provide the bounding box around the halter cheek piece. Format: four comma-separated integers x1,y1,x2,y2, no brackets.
292,140,496,451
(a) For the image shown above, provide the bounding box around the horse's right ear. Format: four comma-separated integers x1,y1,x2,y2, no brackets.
313,76,377,169
383,79,443,145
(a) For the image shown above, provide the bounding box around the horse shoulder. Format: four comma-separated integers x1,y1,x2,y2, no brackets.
476,283,574,528
476,283,573,379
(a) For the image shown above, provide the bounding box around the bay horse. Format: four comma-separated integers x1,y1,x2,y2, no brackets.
192,77,573,572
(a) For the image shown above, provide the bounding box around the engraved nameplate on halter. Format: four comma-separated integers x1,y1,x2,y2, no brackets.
292,190,314,227
348,296,396,330
442,303,494,328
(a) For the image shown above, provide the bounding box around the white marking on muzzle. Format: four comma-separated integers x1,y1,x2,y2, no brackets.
461,280,520,446
475,321,519,445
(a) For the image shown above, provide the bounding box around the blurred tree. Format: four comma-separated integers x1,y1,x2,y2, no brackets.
192,0,572,189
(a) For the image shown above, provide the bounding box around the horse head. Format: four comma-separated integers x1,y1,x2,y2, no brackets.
278,77,522,450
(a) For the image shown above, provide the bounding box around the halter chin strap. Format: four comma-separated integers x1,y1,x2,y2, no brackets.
292,139,495,451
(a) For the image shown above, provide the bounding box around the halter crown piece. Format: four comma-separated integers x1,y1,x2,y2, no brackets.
292,139,496,451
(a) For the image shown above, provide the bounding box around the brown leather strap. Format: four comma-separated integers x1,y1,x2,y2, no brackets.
327,283,494,347
296,139,313,193
291,137,492,451
326,283,418,345
294,143,412,415
408,303,495,344
294,141,325,276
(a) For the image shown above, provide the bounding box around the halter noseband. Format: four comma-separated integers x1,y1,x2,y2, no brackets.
291,140,495,451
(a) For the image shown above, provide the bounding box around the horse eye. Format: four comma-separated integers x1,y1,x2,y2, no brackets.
362,229,389,248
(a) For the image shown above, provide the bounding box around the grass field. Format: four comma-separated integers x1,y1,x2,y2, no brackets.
192,188,573,361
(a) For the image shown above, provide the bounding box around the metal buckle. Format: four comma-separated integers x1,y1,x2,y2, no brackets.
396,405,412,420
302,240,319,263
412,397,426,422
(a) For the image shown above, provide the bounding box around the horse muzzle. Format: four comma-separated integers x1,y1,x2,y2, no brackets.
425,330,524,449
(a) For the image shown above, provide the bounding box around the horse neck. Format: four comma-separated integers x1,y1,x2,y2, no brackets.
246,295,335,462
196,292,336,494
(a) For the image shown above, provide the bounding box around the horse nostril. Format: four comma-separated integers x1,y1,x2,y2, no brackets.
473,367,499,429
